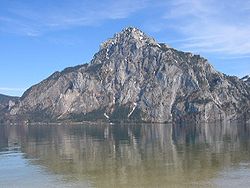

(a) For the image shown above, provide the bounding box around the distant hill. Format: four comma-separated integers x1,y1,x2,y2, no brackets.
0,94,19,123
3,27,250,123
0,94,19,108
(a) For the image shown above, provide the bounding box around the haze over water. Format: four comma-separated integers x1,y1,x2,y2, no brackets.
0,122,250,187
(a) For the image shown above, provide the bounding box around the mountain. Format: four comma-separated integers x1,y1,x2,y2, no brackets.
5,27,250,123
0,94,19,123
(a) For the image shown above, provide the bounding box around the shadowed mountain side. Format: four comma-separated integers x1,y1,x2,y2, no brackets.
0,94,19,123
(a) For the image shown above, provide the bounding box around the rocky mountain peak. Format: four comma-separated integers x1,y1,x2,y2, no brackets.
100,26,163,50
119,27,152,41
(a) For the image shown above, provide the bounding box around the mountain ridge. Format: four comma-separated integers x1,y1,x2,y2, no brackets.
2,27,250,123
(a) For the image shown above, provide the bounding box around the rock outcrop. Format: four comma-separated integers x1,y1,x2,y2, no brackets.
5,27,250,123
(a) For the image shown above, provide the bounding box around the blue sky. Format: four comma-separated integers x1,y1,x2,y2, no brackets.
0,0,250,96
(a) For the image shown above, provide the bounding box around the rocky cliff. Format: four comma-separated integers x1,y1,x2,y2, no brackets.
6,27,250,123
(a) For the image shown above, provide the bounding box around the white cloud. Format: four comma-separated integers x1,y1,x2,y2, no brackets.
163,0,215,19
2,0,250,58
160,0,250,56
0,88,25,97
0,0,148,36
0,87,25,92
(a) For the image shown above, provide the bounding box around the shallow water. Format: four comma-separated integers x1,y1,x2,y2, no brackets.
0,122,250,187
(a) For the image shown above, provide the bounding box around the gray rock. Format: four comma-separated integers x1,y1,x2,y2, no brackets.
5,27,250,123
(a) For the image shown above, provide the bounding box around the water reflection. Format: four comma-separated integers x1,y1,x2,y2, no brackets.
0,122,250,187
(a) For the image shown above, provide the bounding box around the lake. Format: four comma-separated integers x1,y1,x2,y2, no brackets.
0,122,250,187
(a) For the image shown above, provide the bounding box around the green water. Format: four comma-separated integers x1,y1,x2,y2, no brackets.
0,122,250,187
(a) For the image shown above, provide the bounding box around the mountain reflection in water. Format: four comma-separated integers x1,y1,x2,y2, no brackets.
0,122,250,187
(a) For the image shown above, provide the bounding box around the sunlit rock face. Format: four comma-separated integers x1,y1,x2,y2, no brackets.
6,27,250,123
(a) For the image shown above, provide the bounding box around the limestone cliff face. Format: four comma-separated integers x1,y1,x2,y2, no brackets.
8,27,250,123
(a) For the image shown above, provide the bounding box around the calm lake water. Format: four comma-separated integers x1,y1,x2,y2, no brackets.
0,122,250,187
